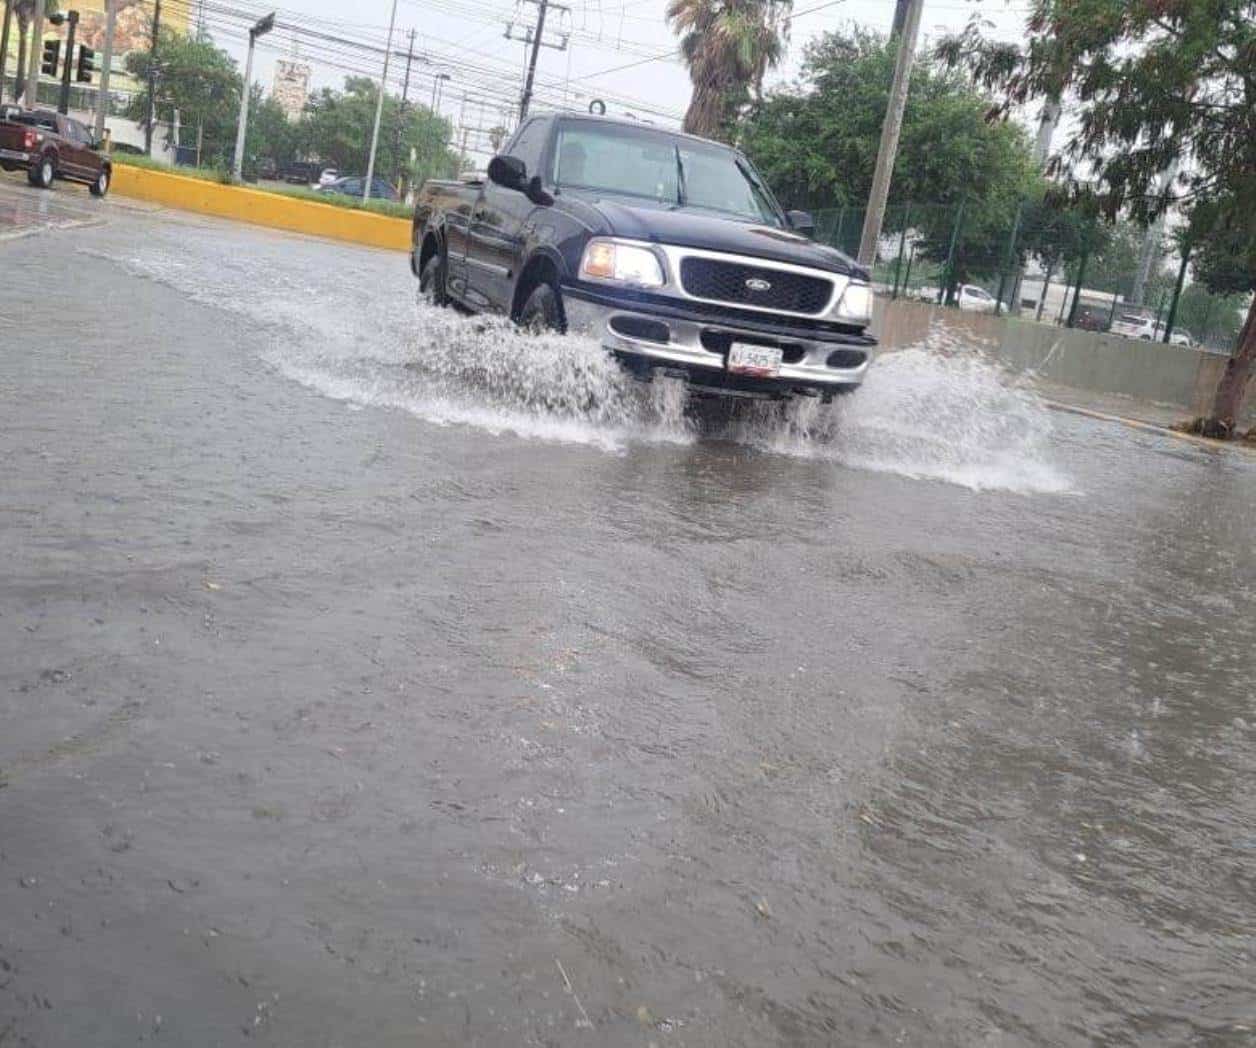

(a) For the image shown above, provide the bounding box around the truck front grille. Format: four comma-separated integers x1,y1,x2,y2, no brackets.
679,257,833,315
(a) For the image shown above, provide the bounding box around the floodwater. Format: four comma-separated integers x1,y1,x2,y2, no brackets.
2,196,1255,1047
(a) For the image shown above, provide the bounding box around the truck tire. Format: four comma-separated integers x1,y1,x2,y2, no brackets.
518,281,565,334
89,168,110,197
419,248,448,308
29,155,55,189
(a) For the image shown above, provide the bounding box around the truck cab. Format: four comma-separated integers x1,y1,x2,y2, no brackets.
412,113,875,402
0,108,110,195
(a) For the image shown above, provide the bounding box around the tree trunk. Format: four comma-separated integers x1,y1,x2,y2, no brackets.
1036,258,1055,322
1203,295,1256,437
14,23,26,101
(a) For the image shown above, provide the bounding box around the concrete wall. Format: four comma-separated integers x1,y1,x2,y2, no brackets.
872,297,1252,424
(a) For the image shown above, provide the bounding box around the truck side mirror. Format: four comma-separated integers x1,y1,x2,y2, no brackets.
488,154,527,191
787,210,815,237
525,174,553,207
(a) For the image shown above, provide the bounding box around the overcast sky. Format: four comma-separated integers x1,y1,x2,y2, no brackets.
208,0,1036,154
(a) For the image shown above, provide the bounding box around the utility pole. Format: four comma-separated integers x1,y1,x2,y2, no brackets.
144,0,161,153
518,0,546,121
392,28,415,187
507,0,568,123
890,0,910,37
56,8,76,114
363,0,398,202
1033,98,1060,165
856,0,923,268
94,0,116,141
1130,160,1178,307
429,70,448,114
23,0,45,108
231,11,273,180
1002,95,1061,317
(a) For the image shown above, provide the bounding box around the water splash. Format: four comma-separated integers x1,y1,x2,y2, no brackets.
84,242,1071,493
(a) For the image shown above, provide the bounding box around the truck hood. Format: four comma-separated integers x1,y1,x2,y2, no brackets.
566,194,866,280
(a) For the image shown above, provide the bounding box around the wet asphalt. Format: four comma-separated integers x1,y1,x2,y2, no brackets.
2,176,1256,1047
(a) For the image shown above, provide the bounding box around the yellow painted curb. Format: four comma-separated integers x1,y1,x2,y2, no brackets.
111,165,411,252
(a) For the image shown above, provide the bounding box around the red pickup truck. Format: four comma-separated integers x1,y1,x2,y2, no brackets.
0,108,111,195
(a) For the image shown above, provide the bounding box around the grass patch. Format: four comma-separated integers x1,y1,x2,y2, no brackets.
109,152,234,183
109,153,412,219
268,183,412,220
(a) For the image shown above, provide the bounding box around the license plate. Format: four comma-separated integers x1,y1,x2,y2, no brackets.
727,342,783,377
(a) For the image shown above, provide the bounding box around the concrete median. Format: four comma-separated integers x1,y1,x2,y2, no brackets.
111,164,411,252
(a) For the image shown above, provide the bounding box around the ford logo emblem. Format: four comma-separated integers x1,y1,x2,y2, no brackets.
745,277,772,292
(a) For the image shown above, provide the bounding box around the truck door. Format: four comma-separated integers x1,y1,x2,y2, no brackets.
466,118,548,314
441,185,476,300
66,119,96,180
57,118,86,178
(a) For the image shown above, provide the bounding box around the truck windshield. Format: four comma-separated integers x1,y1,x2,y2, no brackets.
551,122,783,226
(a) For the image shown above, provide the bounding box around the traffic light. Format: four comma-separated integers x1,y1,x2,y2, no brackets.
41,39,61,78
76,45,95,83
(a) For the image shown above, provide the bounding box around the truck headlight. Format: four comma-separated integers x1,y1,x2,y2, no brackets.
579,239,665,288
833,281,873,325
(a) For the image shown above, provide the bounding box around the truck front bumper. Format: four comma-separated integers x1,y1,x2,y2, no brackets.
562,285,874,399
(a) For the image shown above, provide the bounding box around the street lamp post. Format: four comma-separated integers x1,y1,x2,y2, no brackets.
363,0,399,203
232,11,274,182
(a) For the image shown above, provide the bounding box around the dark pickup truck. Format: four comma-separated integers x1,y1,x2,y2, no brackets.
0,108,111,195
411,113,875,402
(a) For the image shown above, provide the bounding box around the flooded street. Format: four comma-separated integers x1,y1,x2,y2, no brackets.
3,204,1255,1047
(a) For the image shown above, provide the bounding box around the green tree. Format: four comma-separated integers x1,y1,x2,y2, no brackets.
666,0,791,141
740,27,1040,290
299,77,459,186
246,88,298,170
940,0,1256,437
1172,281,1247,350
125,29,241,164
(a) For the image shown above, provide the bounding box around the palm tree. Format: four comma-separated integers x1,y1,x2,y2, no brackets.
11,0,35,101
666,0,791,141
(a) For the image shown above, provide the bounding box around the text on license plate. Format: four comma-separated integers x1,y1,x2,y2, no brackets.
727,342,783,377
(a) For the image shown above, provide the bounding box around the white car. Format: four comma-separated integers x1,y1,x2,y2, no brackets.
1169,328,1195,348
317,168,339,188
1109,312,1161,339
916,283,999,313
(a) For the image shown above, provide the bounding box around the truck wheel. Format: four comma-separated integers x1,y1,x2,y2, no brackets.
518,281,566,334
29,156,55,189
419,249,448,308
90,169,110,197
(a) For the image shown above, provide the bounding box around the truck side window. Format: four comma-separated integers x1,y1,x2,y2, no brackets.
505,119,546,179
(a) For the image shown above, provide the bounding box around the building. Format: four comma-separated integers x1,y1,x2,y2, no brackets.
1,0,191,98
271,59,310,122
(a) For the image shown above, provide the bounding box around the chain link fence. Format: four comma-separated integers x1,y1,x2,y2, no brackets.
813,201,1250,355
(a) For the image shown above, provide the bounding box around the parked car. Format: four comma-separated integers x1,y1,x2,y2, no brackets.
319,175,398,201
0,107,111,195
915,283,999,313
1109,311,1162,340
280,160,321,185
1169,328,1195,348
410,113,875,403
317,167,339,187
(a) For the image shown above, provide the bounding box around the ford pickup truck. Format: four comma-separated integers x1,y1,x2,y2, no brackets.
411,113,875,402
0,108,111,195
